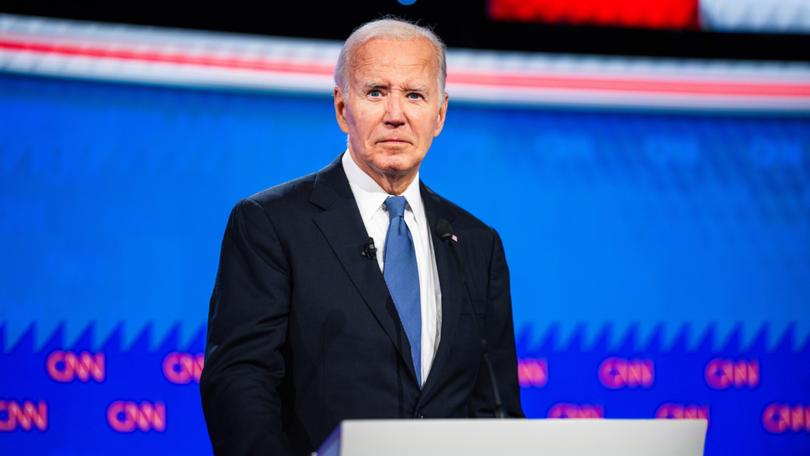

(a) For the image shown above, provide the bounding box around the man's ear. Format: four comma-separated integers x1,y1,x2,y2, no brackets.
433,93,449,137
334,86,350,134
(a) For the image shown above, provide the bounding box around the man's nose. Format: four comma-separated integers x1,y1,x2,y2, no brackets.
383,94,405,127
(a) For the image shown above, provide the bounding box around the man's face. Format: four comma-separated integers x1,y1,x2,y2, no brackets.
335,37,448,183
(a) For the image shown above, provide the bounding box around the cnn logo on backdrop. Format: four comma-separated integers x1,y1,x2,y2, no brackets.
656,403,710,423
107,401,166,433
598,357,654,389
705,358,759,389
163,352,204,384
517,358,547,388
548,403,604,419
46,351,105,383
762,403,810,434
0,400,47,432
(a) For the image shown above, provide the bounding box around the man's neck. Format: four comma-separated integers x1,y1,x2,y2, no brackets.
371,173,416,196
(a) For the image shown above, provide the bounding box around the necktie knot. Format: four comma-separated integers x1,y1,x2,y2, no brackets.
385,195,408,220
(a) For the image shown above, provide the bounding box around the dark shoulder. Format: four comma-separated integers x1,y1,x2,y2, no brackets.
240,157,343,214
423,184,506,272
225,171,321,235
422,184,497,238
244,171,317,209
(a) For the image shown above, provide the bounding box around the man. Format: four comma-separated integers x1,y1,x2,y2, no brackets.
200,18,523,456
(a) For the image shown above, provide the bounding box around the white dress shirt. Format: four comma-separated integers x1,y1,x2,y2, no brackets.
342,151,442,386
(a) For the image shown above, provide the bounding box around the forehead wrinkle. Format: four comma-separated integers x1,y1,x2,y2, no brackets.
354,61,433,79
350,39,438,86
345,46,443,108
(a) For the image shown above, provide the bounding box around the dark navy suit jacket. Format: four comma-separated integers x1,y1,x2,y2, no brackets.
200,156,523,455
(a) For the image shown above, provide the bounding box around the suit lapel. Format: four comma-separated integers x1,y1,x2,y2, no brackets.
310,157,419,383
418,183,464,401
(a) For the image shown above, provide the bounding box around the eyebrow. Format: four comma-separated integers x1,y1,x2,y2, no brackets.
362,82,389,91
361,82,429,93
405,85,429,93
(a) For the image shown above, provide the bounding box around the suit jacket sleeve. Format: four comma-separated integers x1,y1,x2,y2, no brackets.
469,229,525,418
200,197,292,455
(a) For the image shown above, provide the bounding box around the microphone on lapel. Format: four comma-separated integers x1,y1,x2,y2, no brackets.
435,219,507,419
361,237,377,260
435,219,458,244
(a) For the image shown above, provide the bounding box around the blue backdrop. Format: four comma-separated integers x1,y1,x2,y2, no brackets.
1,72,809,454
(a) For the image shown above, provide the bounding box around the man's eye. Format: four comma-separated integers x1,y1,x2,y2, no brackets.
407,93,424,100
368,90,383,97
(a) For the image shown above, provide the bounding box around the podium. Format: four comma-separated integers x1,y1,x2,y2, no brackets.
316,419,708,456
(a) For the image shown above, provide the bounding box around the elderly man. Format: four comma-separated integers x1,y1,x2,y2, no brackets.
201,18,523,456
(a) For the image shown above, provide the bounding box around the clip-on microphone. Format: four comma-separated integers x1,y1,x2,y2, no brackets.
361,237,377,259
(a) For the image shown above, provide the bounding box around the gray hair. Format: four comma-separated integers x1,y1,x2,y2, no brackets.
334,18,447,101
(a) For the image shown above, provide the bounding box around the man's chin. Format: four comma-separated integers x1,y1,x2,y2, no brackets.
376,164,410,176
371,160,418,180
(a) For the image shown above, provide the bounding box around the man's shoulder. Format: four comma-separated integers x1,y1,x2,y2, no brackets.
421,184,496,237
241,156,343,210
225,171,321,235
244,171,317,209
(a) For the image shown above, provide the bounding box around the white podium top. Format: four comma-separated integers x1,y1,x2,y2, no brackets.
317,418,707,456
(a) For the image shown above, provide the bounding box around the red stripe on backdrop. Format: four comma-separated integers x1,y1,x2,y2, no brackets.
2,37,809,99
489,0,700,29
448,73,810,98
0,38,334,75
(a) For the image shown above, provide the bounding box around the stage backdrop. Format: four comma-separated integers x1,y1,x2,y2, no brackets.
1,15,809,456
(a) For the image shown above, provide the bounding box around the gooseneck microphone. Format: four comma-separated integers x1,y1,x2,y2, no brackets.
435,219,507,419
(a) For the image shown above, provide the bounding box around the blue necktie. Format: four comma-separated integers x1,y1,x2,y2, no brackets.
383,196,422,385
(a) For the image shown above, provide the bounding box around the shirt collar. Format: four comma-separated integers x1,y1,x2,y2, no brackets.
341,150,424,226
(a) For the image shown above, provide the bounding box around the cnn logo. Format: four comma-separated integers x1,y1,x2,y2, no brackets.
762,403,810,434
163,352,204,384
548,403,604,419
0,400,47,432
517,358,547,388
705,358,759,389
46,351,105,383
107,401,166,433
656,403,709,422
598,357,654,389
